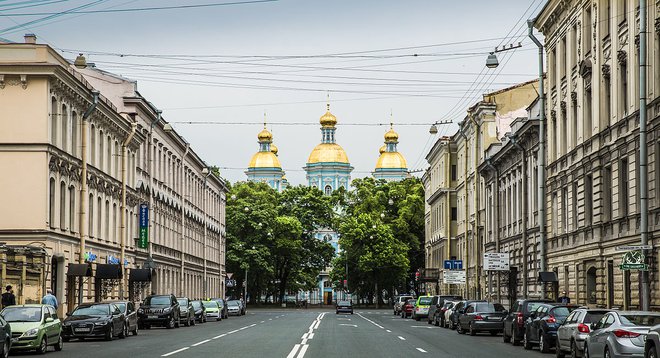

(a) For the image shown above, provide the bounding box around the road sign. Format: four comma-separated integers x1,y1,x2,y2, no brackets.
226,272,233,279
483,252,510,271
138,203,149,249
444,260,463,270
615,245,652,251
443,270,466,284
619,250,648,270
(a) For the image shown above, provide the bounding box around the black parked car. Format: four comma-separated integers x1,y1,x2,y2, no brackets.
62,303,126,341
430,295,463,326
502,298,553,345
176,298,195,327
457,301,508,336
336,300,353,315
191,300,206,323
137,294,180,329
522,303,578,353
104,301,138,336
448,300,486,330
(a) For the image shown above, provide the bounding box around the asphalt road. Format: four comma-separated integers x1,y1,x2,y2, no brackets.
19,309,555,358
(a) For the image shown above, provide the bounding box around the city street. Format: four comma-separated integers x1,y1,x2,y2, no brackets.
34,309,546,358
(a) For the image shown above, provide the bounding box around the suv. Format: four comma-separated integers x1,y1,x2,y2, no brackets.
393,295,414,316
429,295,463,325
556,308,608,358
646,322,660,358
138,294,180,329
502,298,552,345
176,297,195,327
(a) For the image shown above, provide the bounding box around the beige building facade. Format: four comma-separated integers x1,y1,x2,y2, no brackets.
536,0,660,308
0,36,227,313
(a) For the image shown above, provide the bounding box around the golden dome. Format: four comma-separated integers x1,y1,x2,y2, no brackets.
257,127,272,142
307,143,350,164
376,152,407,169
384,128,399,142
379,145,386,154
270,143,278,155
248,151,281,169
319,103,337,127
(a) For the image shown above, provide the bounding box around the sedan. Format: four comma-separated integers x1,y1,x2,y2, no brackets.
226,301,241,316
191,300,206,323
336,301,353,314
62,303,126,341
211,298,229,319
556,308,608,358
584,311,660,358
2,304,62,354
457,302,507,336
104,301,138,337
176,298,195,327
523,304,577,353
400,299,414,319
202,301,222,321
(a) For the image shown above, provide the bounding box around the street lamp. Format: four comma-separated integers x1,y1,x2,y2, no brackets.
484,42,522,69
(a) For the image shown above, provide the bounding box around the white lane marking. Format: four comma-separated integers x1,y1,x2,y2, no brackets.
250,323,257,327
386,329,392,333
410,326,435,329
161,347,189,357
398,336,406,340
212,333,226,340
227,329,239,334
357,313,384,329
269,318,273,320
286,344,301,358
339,323,358,327
296,344,309,358
260,320,265,323
416,348,427,353
191,339,210,347
308,322,316,330
337,318,351,321
313,320,321,329
308,333,314,339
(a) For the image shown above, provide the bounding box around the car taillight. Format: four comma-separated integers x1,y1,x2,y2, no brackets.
517,312,524,326
474,315,483,321
613,329,641,338
441,308,447,312
547,315,556,323
577,323,590,333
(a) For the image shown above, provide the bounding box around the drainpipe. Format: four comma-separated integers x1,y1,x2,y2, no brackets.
472,118,481,300
78,90,99,305
484,159,499,302
120,117,137,299
458,125,470,299
528,19,547,298
639,0,649,311
180,144,189,297
510,136,528,298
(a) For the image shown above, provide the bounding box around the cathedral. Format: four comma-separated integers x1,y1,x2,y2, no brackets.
245,104,408,304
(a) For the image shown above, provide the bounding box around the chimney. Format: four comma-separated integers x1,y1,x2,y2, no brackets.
24,33,37,44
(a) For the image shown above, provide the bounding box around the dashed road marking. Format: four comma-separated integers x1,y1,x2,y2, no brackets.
191,339,210,347
386,329,392,333
398,336,406,340
162,347,189,357
416,348,427,353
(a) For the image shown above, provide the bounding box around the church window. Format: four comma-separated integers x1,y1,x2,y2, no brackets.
324,185,332,196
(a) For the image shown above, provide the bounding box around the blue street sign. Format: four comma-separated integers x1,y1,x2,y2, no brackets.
444,260,463,270
138,203,149,249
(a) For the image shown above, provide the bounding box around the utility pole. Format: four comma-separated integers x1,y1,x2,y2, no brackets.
639,0,650,311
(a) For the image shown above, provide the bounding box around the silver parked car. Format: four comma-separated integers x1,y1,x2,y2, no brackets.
393,295,413,316
645,323,660,358
556,308,608,358
584,311,660,358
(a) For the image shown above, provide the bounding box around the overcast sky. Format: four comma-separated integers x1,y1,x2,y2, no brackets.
1,0,545,185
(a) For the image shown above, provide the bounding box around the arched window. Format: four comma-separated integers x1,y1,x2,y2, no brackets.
61,104,68,152
71,111,78,157
49,178,56,227
113,203,117,244
114,141,120,178
60,181,66,229
69,186,76,232
90,125,96,166
51,97,58,145
324,185,332,196
99,131,104,170
587,266,597,304
88,194,94,237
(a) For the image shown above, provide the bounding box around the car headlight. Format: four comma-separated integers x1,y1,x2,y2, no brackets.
138,308,144,314
21,328,39,338
94,320,110,326
163,307,172,313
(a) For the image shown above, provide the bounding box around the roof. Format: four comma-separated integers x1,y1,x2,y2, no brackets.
307,143,350,164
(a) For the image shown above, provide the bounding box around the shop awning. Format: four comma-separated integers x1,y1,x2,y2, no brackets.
538,271,559,283
129,268,152,282
66,263,92,277
95,264,122,279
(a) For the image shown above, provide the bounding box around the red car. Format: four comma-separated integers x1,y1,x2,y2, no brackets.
401,299,414,318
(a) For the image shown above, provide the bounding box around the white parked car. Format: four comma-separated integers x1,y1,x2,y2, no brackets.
444,301,458,329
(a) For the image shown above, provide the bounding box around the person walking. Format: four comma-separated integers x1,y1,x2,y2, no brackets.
558,291,571,304
1,285,16,308
41,289,58,309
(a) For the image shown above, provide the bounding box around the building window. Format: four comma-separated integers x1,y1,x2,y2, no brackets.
603,75,611,128
97,197,102,239
451,165,457,181
585,174,593,224
584,6,592,53
51,97,58,146
584,87,592,139
71,111,78,157
620,61,628,117
561,107,567,156
560,36,567,79
572,182,578,230
620,158,628,217
49,178,56,227
88,194,94,237
562,187,568,234
90,125,96,166
620,0,627,23
105,200,110,240
603,167,612,222
60,181,66,229
451,207,457,221
604,0,611,37
69,186,76,232
324,185,332,196
552,192,558,235
99,131,104,170
61,104,68,153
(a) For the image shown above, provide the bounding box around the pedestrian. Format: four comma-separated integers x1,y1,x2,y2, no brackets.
41,289,58,309
558,291,571,304
1,285,15,308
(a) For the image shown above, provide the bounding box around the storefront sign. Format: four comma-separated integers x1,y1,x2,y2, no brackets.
138,203,149,249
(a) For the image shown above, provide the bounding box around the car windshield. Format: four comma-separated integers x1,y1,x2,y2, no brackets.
114,303,126,312
191,301,201,309
1,307,42,322
145,296,171,306
400,296,412,302
73,304,110,316
227,301,239,307
177,298,188,306
202,301,217,308
473,303,506,312
584,312,607,323
526,302,545,313
620,314,660,326
338,301,351,306
550,306,577,318
444,302,455,308
418,297,432,305
214,300,224,308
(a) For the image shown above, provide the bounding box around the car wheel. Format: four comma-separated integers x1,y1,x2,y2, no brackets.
469,323,476,336
415,316,420,321
603,347,610,358
62,336,70,343
105,326,113,341
167,316,175,329
523,331,532,350
556,338,565,358
503,330,511,343
119,323,127,339
133,324,139,336
144,325,151,330
457,323,463,334
1,339,9,358
649,345,658,358
512,327,521,346
569,341,578,358
540,332,549,353
36,336,48,354
54,335,63,351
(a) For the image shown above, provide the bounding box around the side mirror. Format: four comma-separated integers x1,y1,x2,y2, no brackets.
590,322,597,330
65,312,71,317
502,310,509,315
45,317,54,323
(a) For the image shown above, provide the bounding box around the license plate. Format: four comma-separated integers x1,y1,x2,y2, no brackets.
74,328,90,333
148,315,159,319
